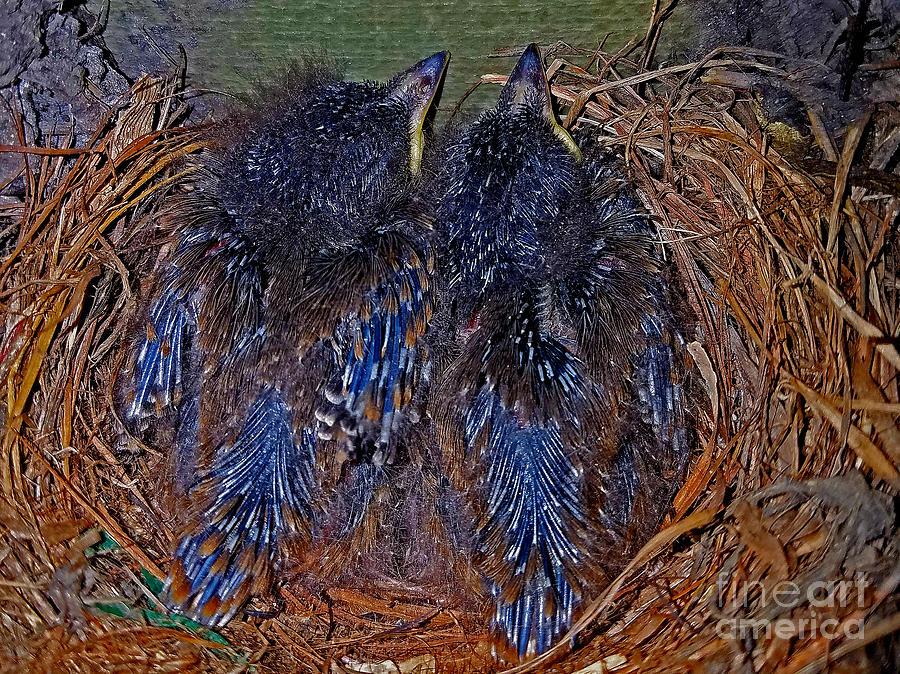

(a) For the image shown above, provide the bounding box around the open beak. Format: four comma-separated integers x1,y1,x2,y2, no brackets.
389,51,450,175
500,44,581,161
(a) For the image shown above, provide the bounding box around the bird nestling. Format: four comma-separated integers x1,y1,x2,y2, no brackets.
428,44,690,660
117,52,449,627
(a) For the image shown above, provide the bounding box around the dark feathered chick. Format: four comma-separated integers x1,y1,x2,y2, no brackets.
429,45,690,660
117,52,448,627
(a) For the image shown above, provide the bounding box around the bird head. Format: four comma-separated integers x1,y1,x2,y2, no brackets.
216,52,449,235
435,44,581,293
496,44,581,161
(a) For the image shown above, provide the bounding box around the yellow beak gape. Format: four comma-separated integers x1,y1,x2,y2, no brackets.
550,115,582,163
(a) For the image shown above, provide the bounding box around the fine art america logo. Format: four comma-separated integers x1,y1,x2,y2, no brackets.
715,574,867,641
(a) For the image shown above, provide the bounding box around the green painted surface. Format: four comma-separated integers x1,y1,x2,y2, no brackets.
99,0,664,112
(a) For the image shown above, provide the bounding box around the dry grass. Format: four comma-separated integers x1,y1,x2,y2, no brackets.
1,35,898,674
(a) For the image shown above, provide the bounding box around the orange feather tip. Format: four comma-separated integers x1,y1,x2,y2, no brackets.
168,559,191,605
364,399,380,421
405,323,417,347
200,595,222,620
235,545,257,574
416,267,430,291
198,530,225,556
381,291,398,314
399,279,413,302
488,632,533,663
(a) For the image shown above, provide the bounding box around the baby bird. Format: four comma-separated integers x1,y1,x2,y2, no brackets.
118,52,448,626
430,45,689,659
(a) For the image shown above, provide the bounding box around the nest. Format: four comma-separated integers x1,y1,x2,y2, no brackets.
1,34,899,674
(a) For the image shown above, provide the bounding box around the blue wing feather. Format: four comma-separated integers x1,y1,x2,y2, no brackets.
122,227,262,428
465,371,592,658
637,314,686,451
600,314,688,536
324,258,430,462
164,389,318,626
126,276,194,421
437,290,609,659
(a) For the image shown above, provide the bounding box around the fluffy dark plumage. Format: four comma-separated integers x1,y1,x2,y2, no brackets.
118,53,448,626
428,45,690,660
